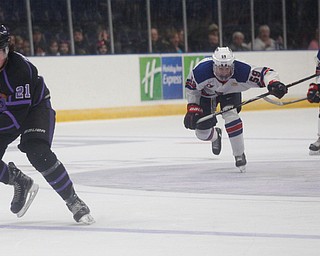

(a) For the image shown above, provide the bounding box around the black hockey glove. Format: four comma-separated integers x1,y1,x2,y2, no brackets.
184,103,203,130
267,81,287,99
307,83,320,103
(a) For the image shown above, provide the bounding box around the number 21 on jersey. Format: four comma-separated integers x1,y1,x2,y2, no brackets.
15,84,31,99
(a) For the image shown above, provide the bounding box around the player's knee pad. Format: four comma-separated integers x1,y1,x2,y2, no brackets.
195,128,214,141
19,139,57,172
221,107,240,123
222,108,243,138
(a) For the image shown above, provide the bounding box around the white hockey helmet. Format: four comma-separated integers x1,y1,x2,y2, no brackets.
212,47,235,81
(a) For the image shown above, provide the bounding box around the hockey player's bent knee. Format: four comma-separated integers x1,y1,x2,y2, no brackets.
196,129,213,141
19,140,58,172
222,108,239,123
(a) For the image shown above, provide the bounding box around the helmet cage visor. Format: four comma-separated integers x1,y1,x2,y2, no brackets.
212,47,235,81
213,63,234,81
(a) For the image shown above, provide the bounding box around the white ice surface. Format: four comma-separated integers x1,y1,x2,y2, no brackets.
1,108,320,256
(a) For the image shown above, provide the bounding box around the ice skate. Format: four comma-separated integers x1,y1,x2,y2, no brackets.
66,194,95,225
211,127,222,155
235,153,246,172
309,137,320,155
8,162,39,217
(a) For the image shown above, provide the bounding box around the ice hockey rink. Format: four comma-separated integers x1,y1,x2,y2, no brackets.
0,107,320,256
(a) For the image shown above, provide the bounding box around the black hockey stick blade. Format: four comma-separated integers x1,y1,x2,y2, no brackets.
196,73,317,124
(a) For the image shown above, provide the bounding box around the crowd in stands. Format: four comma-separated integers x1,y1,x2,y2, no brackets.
8,23,291,57
9,25,111,56
1,0,317,56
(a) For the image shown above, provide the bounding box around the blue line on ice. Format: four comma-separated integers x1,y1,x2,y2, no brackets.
1,224,319,240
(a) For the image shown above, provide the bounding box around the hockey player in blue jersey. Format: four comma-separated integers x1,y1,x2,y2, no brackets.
307,49,320,155
184,47,287,172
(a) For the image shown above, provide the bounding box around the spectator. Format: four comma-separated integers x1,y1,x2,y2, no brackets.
22,40,31,56
177,27,187,52
73,27,91,55
59,40,70,55
9,34,30,56
150,27,168,53
308,29,319,50
250,25,276,51
96,39,108,54
94,27,110,53
208,23,219,34
9,33,16,45
8,34,16,51
229,31,249,51
34,45,46,56
32,26,47,55
203,31,219,52
97,27,109,42
166,29,183,53
14,35,24,53
47,39,60,56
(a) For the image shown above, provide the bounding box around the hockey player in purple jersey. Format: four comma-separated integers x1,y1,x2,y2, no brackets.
307,49,320,155
184,47,287,172
0,25,94,224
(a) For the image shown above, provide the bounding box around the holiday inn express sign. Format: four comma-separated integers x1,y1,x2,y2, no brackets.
140,55,203,101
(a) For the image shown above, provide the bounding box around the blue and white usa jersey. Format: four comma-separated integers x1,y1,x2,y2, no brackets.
185,57,280,104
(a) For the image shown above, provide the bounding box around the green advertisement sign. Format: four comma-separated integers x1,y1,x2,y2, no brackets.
183,56,204,82
140,57,162,101
139,55,205,101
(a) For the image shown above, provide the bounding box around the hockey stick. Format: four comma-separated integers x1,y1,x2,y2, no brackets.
262,96,307,106
197,73,317,124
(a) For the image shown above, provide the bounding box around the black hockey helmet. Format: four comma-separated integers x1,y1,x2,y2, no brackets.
0,24,10,49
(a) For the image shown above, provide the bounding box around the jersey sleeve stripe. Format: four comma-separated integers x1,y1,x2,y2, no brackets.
0,123,16,131
2,111,20,129
6,100,32,106
3,70,14,93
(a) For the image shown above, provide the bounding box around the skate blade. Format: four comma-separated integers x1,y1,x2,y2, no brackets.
17,183,39,218
309,150,320,156
238,166,246,173
78,214,95,225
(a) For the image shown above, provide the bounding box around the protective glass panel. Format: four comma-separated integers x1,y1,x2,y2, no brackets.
186,0,218,52
221,0,251,51
29,0,69,56
285,0,318,49
150,0,184,53
253,0,284,50
0,0,30,55
112,0,147,54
